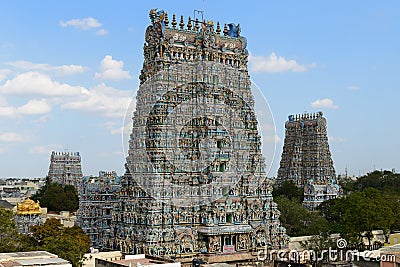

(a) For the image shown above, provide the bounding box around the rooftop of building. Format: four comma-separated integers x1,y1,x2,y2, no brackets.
0,251,71,267
106,254,177,267
0,199,14,209
0,251,68,262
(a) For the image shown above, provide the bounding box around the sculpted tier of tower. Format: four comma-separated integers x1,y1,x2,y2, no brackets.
276,112,340,210
112,9,288,263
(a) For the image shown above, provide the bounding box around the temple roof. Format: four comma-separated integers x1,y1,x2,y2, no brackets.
16,197,41,215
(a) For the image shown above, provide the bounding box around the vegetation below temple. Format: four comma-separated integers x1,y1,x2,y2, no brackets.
273,170,400,247
0,210,89,267
31,177,79,212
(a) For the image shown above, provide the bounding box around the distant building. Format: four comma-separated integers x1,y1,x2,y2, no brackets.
0,251,71,267
277,112,340,210
0,177,45,205
77,171,121,250
386,233,400,246
48,151,83,187
82,250,122,267
44,210,76,228
14,196,43,234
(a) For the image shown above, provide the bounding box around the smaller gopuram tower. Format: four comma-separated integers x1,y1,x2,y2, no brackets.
47,151,83,187
276,112,340,209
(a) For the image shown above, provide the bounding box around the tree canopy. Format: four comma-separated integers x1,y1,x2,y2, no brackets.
31,177,79,212
274,195,329,237
274,170,400,241
0,208,30,252
273,180,304,202
0,210,89,267
30,219,90,267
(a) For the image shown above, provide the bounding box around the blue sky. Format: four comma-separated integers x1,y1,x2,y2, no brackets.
0,1,399,177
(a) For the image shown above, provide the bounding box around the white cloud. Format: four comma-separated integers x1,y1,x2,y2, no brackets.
53,65,87,75
0,132,26,142
348,85,360,91
0,72,133,118
0,98,52,117
264,134,282,143
0,72,87,96
7,60,87,76
0,69,12,82
61,83,133,118
311,98,339,109
107,120,133,135
0,106,16,117
329,136,345,143
17,99,52,115
29,144,62,154
31,114,53,124
95,55,131,80
249,52,315,73
60,17,101,30
260,123,275,132
96,29,108,36
0,96,8,106
7,61,48,70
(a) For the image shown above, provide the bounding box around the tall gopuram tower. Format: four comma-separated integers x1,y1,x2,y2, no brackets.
276,112,340,210
113,9,288,263
47,151,83,187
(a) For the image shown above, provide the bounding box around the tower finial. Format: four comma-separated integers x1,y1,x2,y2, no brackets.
216,22,221,35
164,13,169,26
179,15,185,29
172,14,177,28
194,18,200,31
223,23,228,36
187,17,192,30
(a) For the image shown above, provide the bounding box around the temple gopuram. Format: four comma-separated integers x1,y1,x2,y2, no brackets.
276,112,340,210
14,196,42,234
48,151,83,187
109,9,288,265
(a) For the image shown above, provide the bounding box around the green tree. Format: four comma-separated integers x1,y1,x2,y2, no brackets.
275,196,330,236
32,179,79,212
318,188,394,247
31,219,90,267
273,180,304,202
0,208,21,252
0,208,32,252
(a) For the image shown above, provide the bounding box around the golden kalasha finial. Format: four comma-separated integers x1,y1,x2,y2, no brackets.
194,18,200,31
223,23,228,36
216,22,221,34
179,15,184,29
187,16,192,30
164,13,169,26
172,14,177,28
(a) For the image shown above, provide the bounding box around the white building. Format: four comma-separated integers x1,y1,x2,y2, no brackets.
0,251,71,267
